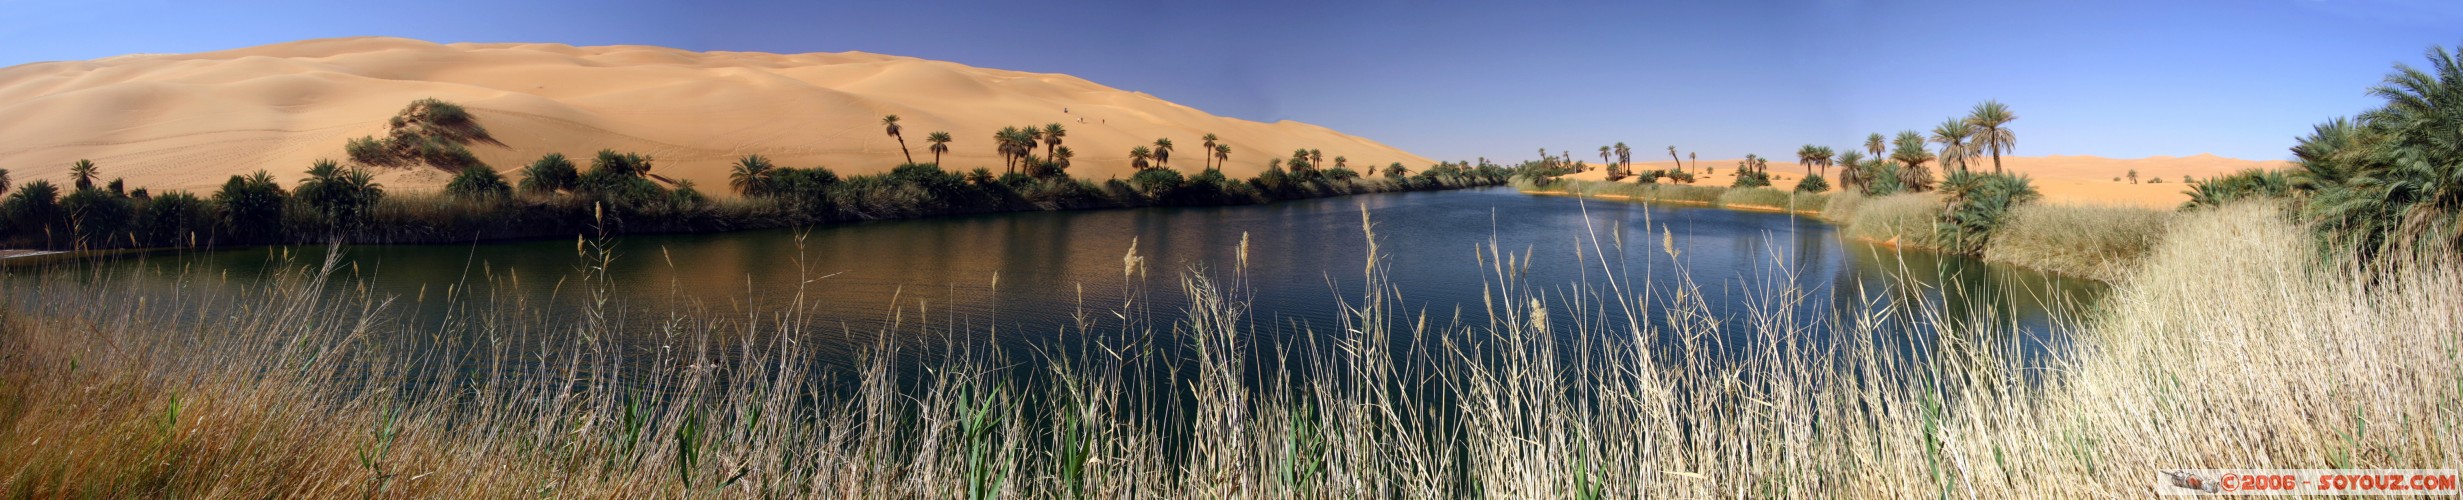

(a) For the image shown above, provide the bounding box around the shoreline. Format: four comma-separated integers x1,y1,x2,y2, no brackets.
1,179,1505,265
1518,179,2154,282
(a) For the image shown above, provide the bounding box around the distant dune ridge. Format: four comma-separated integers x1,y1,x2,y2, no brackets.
0,37,1435,194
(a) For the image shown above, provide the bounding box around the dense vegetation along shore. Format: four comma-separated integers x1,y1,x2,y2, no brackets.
0,43,2458,498
1518,178,2166,282
0,101,1510,252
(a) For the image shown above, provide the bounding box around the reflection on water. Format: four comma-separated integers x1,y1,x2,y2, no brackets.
75,187,2105,374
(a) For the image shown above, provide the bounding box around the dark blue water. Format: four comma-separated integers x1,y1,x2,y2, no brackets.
56,187,2102,375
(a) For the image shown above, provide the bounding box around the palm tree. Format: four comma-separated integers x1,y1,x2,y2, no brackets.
1865,133,1886,159
1796,145,1822,178
1129,146,1154,171
1835,150,1867,189
1665,146,1681,174
927,131,953,166
1891,130,1937,190
994,126,1022,174
1213,144,1230,170
1614,142,1632,172
729,154,776,196
1930,117,1978,173
1688,152,1697,172
882,115,912,164
1051,146,1075,177
1043,123,1066,161
1599,146,1614,169
1966,100,2017,174
1201,133,1219,169
68,159,99,191
1153,138,1174,168
0,168,10,195
1022,126,1045,161
1334,156,1348,171
1384,162,1408,179
1309,149,1324,172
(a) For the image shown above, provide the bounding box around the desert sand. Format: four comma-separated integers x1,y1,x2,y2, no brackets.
0,37,1432,194
1558,153,2290,208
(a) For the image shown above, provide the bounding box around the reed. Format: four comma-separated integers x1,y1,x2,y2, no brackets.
0,201,2453,497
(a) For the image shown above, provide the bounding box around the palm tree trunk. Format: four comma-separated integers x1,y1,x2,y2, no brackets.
896,135,914,164
1991,147,2002,174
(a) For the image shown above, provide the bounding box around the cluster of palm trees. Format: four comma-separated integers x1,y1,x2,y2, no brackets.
1793,145,1837,178
987,123,1070,176
1816,100,2020,194
1596,143,1635,177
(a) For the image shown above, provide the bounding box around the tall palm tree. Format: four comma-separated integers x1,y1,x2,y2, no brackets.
1153,138,1175,168
1688,152,1697,172
1796,145,1822,177
1213,144,1230,171
1051,146,1074,176
1613,142,1632,172
68,159,99,191
1599,145,1613,169
1966,100,2017,174
1930,117,1978,173
926,131,953,166
729,154,776,196
1309,149,1324,172
1043,123,1066,161
994,126,1022,174
1129,146,1154,171
1835,150,1867,189
1891,130,1937,190
1865,133,1886,159
1666,146,1681,173
1200,133,1219,170
1022,126,1045,160
882,115,912,165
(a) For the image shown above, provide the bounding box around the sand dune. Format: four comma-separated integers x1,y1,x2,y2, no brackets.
0,37,1433,194
1561,153,2291,208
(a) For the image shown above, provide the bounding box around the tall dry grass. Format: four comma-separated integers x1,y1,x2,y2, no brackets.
1842,193,1944,248
0,202,2454,497
1983,203,2173,282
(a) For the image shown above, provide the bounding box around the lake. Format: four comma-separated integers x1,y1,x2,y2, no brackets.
57,187,2103,379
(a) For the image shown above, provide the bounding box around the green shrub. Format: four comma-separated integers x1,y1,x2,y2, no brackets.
296,160,386,233
60,188,135,247
1795,174,1831,193
1860,161,1906,196
135,191,214,247
2183,169,2291,209
519,153,581,194
446,165,513,200
3,180,64,244
1933,171,2041,255
214,172,288,243
1130,168,1186,200
1730,170,1771,188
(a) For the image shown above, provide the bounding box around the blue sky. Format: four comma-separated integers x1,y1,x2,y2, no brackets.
2,0,2455,162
